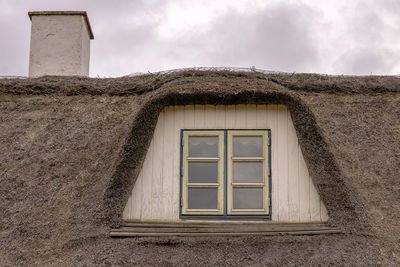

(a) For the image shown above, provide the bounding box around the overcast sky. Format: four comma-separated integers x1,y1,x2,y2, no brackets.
1,0,399,77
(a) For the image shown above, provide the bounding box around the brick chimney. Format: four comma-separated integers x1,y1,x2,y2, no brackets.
28,11,94,77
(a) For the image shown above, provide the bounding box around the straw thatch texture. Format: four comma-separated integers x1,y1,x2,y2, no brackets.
0,70,399,265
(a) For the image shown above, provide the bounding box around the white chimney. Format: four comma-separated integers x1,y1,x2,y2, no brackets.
28,11,94,77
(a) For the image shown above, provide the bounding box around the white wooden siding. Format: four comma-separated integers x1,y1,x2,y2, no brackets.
123,105,329,222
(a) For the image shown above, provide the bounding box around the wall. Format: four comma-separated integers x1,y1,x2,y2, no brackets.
123,104,329,222
80,16,91,76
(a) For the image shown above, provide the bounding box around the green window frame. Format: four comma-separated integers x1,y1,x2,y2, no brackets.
180,129,271,218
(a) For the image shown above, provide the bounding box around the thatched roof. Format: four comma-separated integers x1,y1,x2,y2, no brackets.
1,70,399,265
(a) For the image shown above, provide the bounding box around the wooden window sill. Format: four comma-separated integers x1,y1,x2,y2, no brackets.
110,221,342,237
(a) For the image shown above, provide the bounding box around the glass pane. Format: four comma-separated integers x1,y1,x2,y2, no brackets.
189,136,218,157
188,188,218,209
188,162,218,183
233,162,263,183
233,188,263,209
233,136,263,157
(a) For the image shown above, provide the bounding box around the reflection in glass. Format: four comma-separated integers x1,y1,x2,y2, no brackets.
233,136,263,157
189,136,218,157
233,162,263,183
188,162,218,183
188,188,218,209
233,188,263,209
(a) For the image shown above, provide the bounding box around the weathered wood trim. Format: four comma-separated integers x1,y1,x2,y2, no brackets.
110,222,342,237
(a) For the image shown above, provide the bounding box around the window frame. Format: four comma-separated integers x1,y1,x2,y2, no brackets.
181,130,225,215
227,130,270,215
180,129,272,220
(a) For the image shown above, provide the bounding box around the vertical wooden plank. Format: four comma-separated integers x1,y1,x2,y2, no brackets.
185,105,195,128
225,105,235,129
130,170,142,219
137,171,144,219
246,104,257,128
277,105,289,222
310,178,321,221
287,110,300,222
268,104,279,221
122,194,132,220
151,110,164,220
141,139,154,220
172,106,185,221
321,199,329,221
215,105,226,128
235,104,246,128
298,146,311,222
265,104,273,129
204,105,216,129
256,105,267,129
162,106,175,220
194,104,205,128
139,167,145,221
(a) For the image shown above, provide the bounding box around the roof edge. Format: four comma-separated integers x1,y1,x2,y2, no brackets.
28,11,94,39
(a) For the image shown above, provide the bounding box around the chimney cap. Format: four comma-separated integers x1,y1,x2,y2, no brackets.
28,11,94,39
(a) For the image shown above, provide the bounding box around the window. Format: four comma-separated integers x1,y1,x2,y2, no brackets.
181,130,271,218
181,131,224,215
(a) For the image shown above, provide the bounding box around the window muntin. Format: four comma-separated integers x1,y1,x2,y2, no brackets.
182,131,224,215
181,130,270,217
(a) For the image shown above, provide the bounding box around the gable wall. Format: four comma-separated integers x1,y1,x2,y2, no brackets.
123,104,328,222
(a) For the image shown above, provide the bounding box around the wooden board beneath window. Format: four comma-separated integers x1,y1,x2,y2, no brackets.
110,221,341,237
123,105,329,223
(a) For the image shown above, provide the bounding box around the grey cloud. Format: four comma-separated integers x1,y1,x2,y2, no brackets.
374,0,400,15
0,19,29,75
7,0,323,75
332,0,400,75
348,8,386,45
334,48,397,75
155,3,323,73
1,0,399,76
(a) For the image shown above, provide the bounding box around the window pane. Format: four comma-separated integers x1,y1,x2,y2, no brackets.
233,188,263,209
188,162,218,183
233,162,263,183
189,136,218,157
233,136,263,157
188,188,218,209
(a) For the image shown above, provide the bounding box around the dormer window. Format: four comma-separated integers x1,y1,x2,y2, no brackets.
122,104,328,224
181,130,271,217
